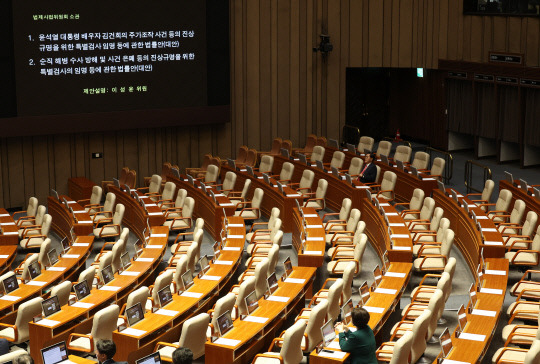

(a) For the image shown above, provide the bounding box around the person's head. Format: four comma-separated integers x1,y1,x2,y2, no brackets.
364,153,376,164
95,340,116,362
172,347,193,364
351,307,370,328
15,354,34,364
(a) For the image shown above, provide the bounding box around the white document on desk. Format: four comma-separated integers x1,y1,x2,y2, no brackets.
390,234,409,239
214,260,233,265
73,243,89,247
483,241,503,246
384,272,406,278
306,237,324,241
121,328,146,337
244,316,268,324
214,338,240,347
306,225,321,229
227,235,244,239
389,223,405,227
181,292,203,298
200,275,221,281
26,280,47,286
100,286,121,291
480,288,503,295
71,302,95,309
442,360,471,364
284,278,305,284
327,341,341,349
147,212,163,216
481,228,497,232
304,214,318,217
150,234,167,238
303,251,322,255
120,271,140,276
136,257,153,262
363,306,384,313
223,246,241,251
39,319,60,327
319,350,347,359
471,309,496,317
374,288,397,295
485,270,506,276
0,295,20,301
0,255,9,259
266,296,289,302
228,224,243,227
146,245,162,249
459,333,485,341
62,254,80,259
155,309,179,317
47,267,66,271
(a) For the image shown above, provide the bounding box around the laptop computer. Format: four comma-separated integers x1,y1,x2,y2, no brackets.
50,189,60,201
396,160,405,171
345,143,356,153
331,166,340,179
217,310,234,337
41,341,70,364
476,264,484,291
315,159,326,172
382,250,391,272
359,281,370,306
48,249,59,267
439,327,453,358
266,272,279,296
245,291,259,315
262,173,272,186
73,280,90,301
504,171,514,184
321,320,336,348
227,158,236,170
157,286,173,308
276,181,286,196
134,239,144,258
328,139,339,149
246,165,254,176
186,174,194,186
437,180,446,194
28,260,41,280
209,190,217,203
101,265,114,285
345,173,353,186
112,178,120,189
280,148,290,159
200,182,208,194
42,296,61,317
3,275,18,295
126,302,144,326
410,166,420,178
380,154,389,165
298,153,308,166
135,352,161,364
181,270,194,292
341,298,354,325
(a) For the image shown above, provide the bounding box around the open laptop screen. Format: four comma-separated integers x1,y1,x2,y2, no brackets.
42,296,61,317
321,320,336,347
48,249,59,266
267,272,278,295
136,352,161,364
28,261,42,280
41,341,68,364
73,280,90,301
217,310,233,336
158,286,173,308
245,291,259,314
3,275,18,294
101,265,114,285
341,298,354,325
181,270,194,291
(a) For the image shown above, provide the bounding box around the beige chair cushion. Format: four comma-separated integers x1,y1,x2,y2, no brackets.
507,302,539,320
511,282,540,298
234,210,258,219
413,257,445,271
506,251,538,265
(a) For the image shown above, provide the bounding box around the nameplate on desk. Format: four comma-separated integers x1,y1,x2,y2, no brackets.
483,241,502,246
144,204,157,207
147,212,163,216
2,232,18,235
384,272,406,278
284,278,305,284
47,267,66,272
257,176,264,179
266,296,289,302
73,210,86,214
223,247,241,251
390,234,409,239
136,257,153,262
121,328,146,337
62,254,80,259
73,243,89,247
0,255,9,259
0,222,14,226
304,214,318,218
215,193,225,197
239,169,247,172
71,302,94,309
220,203,234,207
214,260,233,265
0,214,10,217
77,221,93,224
244,316,269,324
327,341,341,350
480,288,503,295
476,216,488,219
155,309,179,317
392,246,412,251
214,338,240,347
286,194,302,197
303,251,322,255
228,224,243,227
39,319,60,327
380,203,390,206
150,234,167,238
120,271,140,276
481,228,497,232
386,212,398,216
227,235,244,239
306,237,324,242
485,269,506,276
423,178,436,181
181,291,203,298
458,332,486,341
355,186,370,189
319,350,347,359
26,280,47,286
465,203,477,208
200,275,221,281
67,200,76,204
389,223,405,227
374,288,397,295
363,306,384,314
100,286,121,292
146,245,162,249
0,295,20,301
471,309,496,317
441,360,471,364
306,225,321,229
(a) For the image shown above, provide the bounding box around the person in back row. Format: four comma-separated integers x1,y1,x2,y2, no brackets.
359,153,377,184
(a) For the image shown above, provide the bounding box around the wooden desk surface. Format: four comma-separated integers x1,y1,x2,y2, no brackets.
0,236,93,324
113,216,245,364
500,180,540,219
0,208,22,245
205,266,317,364
48,196,93,238
292,207,326,267
29,227,169,364
0,245,17,275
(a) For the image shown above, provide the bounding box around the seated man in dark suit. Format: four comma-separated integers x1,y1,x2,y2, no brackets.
359,153,377,184
94,340,127,364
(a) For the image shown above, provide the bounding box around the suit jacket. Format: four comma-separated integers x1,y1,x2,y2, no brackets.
359,163,377,184
338,326,377,364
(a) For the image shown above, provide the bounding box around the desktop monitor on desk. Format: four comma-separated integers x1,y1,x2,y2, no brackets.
41,341,69,364
2,275,18,295
42,296,61,318
126,302,145,327
217,310,234,337
73,280,90,301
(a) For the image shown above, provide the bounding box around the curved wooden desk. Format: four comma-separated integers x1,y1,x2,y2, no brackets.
113,217,246,363
0,246,17,275
292,207,326,267
500,180,540,218
48,196,93,237
0,209,24,245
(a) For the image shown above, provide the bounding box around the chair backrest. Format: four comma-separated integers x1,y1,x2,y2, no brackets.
375,165,381,184
314,180,328,209
266,244,280,276
440,229,455,257
161,162,172,180
148,175,162,194
26,197,39,217
126,286,149,312
330,151,346,169
524,339,540,364
394,145,412,164
426,290,445,338
241,179,251,199
354,236,367,268
112,204,125,225
89,186,102,205
173,256,188,292
205,165,219,184
38,238,52,266
411,152,430,170
495,189,513,213
531,225,540,252
51,281,72,307
281,140,293,154
268,208,281,230
251,188,264,210
192,218,205,237
436,272,452,303
358,136,374,153
509,199,526,225
389,331,414,364
35,205,47,226
299,170,315,190
341,262,356,302
436,218,451,242
182,197,195,219
339,198,352,221
481,179,495,202
349,157,364,175
97,251,113,273
304,134,317,153
346,209,361,231
353,227,368,246
210,293,236,329
376,140,392,157
178,313,210,359
304,300,328,351
523,211,539,238
270,138,283,154
200,155,212,171
175,189,187,208
103,192,116,212
444,257,457,281
236,276,256,316
419,197,436,221
270,228,284,246
259,155,274,174
310,146,325,163
78,266,96,289
21,254,38,282
326,279,343,322
161,182,176,202
111,239,124,273
410,309,432,363
279,319,306,364
410,189,425,212
280,162,294,181
254,258,270,299
152,270,173,303
380,171,397,199
430,157,445,176
191,230,204,263
186,242,199,273
430,207,444,231
119,228,130,246
125,170,137,189
41,214,52,236
236,146,248,163
316,136,327,146
90,305,120,343
15,297,44,342
119,167,130,185
245,149,258,167
210,157,221,169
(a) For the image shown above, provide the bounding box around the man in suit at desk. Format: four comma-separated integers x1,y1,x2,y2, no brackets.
94,340,127,364
359,153,377,184
172,348,193,364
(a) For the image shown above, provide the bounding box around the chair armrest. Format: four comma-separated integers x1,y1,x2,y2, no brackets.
67,333,94,352
0,323,17,342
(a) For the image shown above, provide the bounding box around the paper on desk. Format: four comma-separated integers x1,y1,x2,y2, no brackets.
306,225,321,229
73,210,86,214
150,234,167,238
319,350,347,359
120,271,140,276
485,270,506,276
266,296,289,302
200,275,221,281
374,288,397,295
100,286,121,291
223,246,241,251
215,194,225,197
0,295,20,301
363,306,384,314
0,255,9,259
384,272,406,278
327,341,341,349
0,214,10,217
144,204,157,207
155,309,179,317
214,338,240,347
306,237,324,241
121,328,146,337
228,224,243,227
26,281,47,286
287,194,302,197
148,212,163,216
481,228,497,232
48,267,66,271
220,203,234,207
480,288,503,295
136,257,153,262
3,232,18,235
483,241,503,246
386,212,398,216
77,220,93,224
379,203,390,206
244,316,268,324
214,260,233,265
73,243,89,247
390,234,409,239
284,278,305,284
476,216,488,219
355,186,370,189
39,319,60,327
459,333,485,341
304,214,318,217
181,291,203,298
423,178,436,181
389,223,405,227
392,246,412,251
146,245,162,249
62,254,80,259
227,235,244,239
0,223,14,226
303,251,322,255
442,360,471,364
471,309,496,317
71,302,94,309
